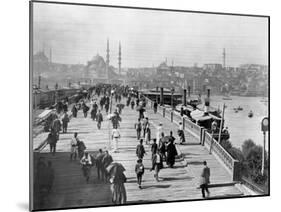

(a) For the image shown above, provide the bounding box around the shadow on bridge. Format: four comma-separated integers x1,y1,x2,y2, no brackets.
32,152,112,210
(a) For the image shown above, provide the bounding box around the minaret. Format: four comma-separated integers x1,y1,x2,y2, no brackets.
118,41,121,75
106,39,110,82
223,48,226,69
49,47,52,64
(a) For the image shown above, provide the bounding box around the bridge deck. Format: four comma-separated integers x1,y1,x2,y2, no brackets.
32,97,243,210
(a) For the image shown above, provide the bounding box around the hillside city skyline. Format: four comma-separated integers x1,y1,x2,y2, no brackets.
33,3,268,67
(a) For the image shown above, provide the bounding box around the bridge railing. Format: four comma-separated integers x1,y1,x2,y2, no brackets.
204,131,238,174
143,96,240,181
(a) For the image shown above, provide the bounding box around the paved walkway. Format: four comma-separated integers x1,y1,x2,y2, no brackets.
32,96,243,210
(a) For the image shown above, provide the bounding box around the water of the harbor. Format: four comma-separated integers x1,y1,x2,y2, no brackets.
199,95,268,149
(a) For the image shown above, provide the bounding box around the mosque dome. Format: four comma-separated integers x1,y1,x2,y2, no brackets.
86,54,106,79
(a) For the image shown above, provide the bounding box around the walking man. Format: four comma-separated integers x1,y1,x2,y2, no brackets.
135,118,142,140
96,110,103,129
80,152,93,183
178,122,186,144
112,128,121,153
135,159,145,189
151,138,158,169
47,132,57,155
153,101,158,113
102,150,113,182
136,139,146,159
159,133,167,161
200,161,210,198
131,100,135,110
71,104,78,118
51,115,61,139
77,140,86,159
70,132,79,160
91,101,98,120
62,112,70,133
95,149,105,181
82,102,89,118
152,149,163,182
142,117,149,138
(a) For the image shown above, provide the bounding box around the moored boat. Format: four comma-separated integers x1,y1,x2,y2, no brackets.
248,111,254,118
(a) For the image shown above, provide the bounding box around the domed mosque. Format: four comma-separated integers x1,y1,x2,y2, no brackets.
85,39,121,83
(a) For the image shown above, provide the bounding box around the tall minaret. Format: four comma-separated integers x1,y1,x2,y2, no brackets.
106,38,110,82
223,48,226,69
49,47,52,64
118,41,121,75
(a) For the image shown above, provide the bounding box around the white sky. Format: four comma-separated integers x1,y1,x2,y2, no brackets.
33,2,268,67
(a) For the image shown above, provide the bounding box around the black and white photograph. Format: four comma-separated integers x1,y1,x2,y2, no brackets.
30,1,269,211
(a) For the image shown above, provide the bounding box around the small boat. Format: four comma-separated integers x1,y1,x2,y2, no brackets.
248,111,254,118
222,93,232,100
233,106,243,111
235,109,239,113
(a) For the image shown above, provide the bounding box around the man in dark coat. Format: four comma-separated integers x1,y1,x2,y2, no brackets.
159,132,166,161
126,96,131,107
139,107,145,120
105,101,110,114
131,100,135,109
51,116,61,140
77,140,86,159
112,110,121,129
102,150,113,182
136,139,146,159
71,105,78,118
200,161,210,198
153,101,158,113
95,149,105,180
82,102,89,118
47,132,58,155
91,102,98,120
96,110,103,129
150,138,158,169
62,112,70,133
135,118,142,140
63,102,68,113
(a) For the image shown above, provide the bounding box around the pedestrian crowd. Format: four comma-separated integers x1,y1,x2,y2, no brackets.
37,83,212,206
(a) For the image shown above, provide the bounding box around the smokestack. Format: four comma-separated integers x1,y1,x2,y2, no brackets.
188,86,191,97
207,88,210,98
183,89,187,106
160,87,164,106
204,88,211,113
38,75,41,89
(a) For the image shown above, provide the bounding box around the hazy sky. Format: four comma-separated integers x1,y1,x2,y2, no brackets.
33,2,268,67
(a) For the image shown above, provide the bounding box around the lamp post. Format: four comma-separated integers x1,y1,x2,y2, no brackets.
218,103,226,144
261,117,269,175
171,88,175,110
